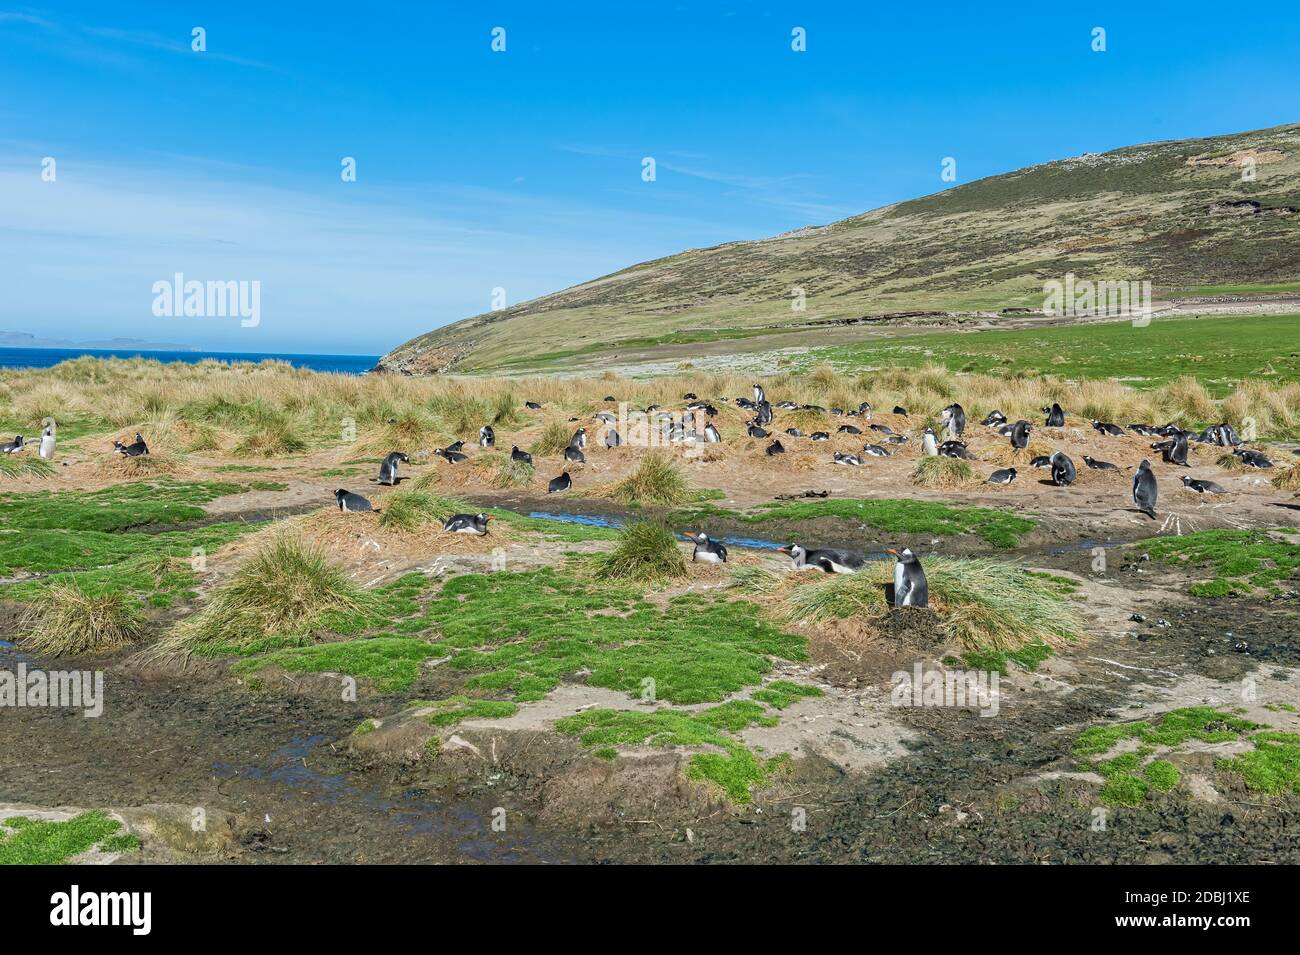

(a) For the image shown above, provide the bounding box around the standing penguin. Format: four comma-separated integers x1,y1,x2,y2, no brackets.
1010,420,1031,450
377,451,409,486
479,425,495,448
684,531,728,563
547,471,572,494
1133,458,1158,519
704,421,721,443
887,548,929,608
569,427,587,450
922,428,939,457
753,384,766,405
940,404,966,439
1043,403,1066,427
38,420,56,460
605,428,622,448
1049,451,1077,486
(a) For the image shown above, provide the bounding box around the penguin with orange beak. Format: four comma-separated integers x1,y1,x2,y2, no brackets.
683,531,728,563
886,547,928,608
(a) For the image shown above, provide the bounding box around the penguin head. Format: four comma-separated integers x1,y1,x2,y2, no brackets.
685,531,709,545
334,489,349,501
1139,458,1152,470
1180,475,1192,485
477,512,490,523
887,547,918,564
779,543,805,563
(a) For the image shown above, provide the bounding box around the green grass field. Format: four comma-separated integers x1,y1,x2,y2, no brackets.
792,313,1300,395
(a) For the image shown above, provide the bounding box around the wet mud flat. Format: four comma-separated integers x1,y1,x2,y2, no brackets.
3,574,1298,864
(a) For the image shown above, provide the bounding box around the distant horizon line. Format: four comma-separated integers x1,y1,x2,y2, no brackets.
0,343,382,358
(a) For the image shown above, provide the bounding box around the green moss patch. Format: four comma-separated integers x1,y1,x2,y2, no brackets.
749,680,824,710
1141,529,1300,598
0,811,137,865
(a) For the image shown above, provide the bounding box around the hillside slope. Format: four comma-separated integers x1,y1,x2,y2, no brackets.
379,123,1300,374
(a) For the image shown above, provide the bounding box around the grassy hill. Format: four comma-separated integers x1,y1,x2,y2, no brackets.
379,123,1300,375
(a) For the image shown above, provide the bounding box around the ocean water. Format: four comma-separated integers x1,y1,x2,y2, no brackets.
0,346,381,375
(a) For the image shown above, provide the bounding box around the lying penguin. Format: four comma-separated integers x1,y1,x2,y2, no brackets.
987,467,1017,485
547,471,572,494
1232,448,1273,468
1082,455,1119,471
511,446,534,465
0,435,24,454
433,447,468,464
335,489,373,513
779,542,864,574
564,444,586,463
377,451,409,486
443,512,490,535
683,531,728,563
1181,475,1227,494
887,548,928,608
113,433,149,457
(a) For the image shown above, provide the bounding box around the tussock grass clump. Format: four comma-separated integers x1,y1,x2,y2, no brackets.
530,421,572,456
377,490,447,532
605,451,691,506
1270,466,1300,491
488,454,536,489
912,456,975,488
94,450,187,478
598,521,688,580
156,535,373,656
0,456,54,479
750,556,1080,654
21,583,143,655
233,417,308,457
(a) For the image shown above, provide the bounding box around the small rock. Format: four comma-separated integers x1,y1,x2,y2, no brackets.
1130,613,1146,622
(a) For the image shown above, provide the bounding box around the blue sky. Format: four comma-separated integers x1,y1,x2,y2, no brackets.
2,2,1298,354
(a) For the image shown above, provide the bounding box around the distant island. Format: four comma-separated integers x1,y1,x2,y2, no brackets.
0,331,197,352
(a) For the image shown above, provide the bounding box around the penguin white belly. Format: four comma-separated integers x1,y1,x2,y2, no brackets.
894,561,906,600
694,550,723,563
39,436,56,459
826,559,857,574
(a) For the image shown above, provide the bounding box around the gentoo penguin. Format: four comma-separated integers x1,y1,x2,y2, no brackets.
753,384,766,405
862,444,891,457
810,431,830,442
1154,433,1189,466
0,435,23,454
1010,420,1031,450
682,392,697,401
479,425,495,448
525,401,543,410
335,489,373,512
939,440,974,460
443,512,490,535
1049,451,1076,486
564,444,586,463
779,543,864,574
832,452,863,466
1128,423,1156,436
1132,459,1158,519
433,447,468,464
981,410,1008,427
594,411,617,425
1043,403,1066,427
113,434,149,456
922,428,939,457
784,427,803,438
987,467,1017,485
1232,448,1273,468
893,406,908,416
1181,475,1227,494
444,440,465,453
547,471,572,494
747,422,770,438
755,400,774,426
377,451,409,486
766,440,785,455
605,428,622,448
888,548,928,608
1091,420,1124,437
884,434,910,445
940,403,966,438
684,531,728,563
38,423,56,460
603,395,617,403
1029,455,1052,468
837,424,862,435
510,446,533,465
704,421,721,443
1082,455,1119,471
869,423,894,435
569,427,587,450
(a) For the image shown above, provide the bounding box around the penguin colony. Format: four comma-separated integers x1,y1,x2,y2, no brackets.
66,382,1285,615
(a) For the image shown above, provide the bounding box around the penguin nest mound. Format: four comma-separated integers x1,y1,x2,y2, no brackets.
784,451,822,472
298,499,514,565
94,451,190,478
736,558,1081,655
1271,465,1300,491
911,456,976,488
413,459,480,491
984,442,1053,469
